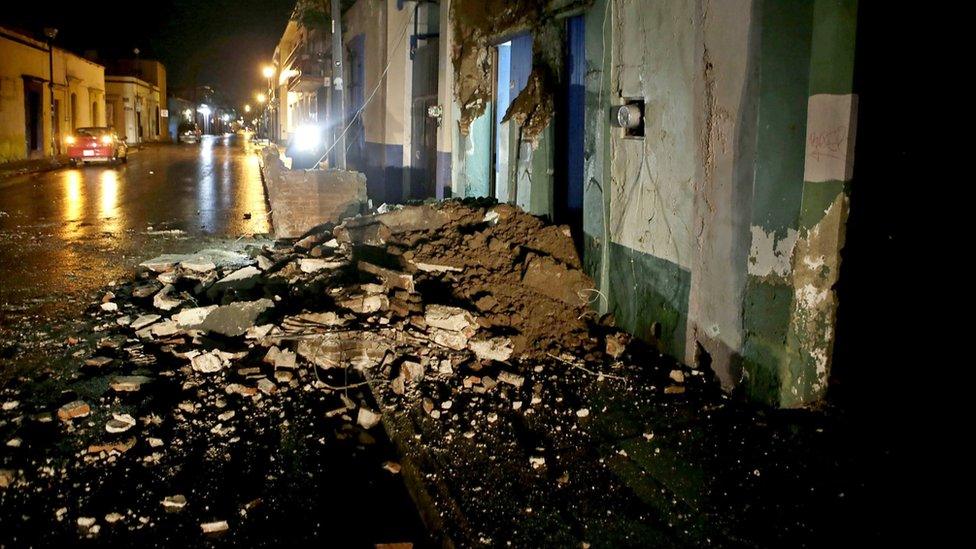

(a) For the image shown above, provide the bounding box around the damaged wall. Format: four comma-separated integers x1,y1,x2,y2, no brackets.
583,0,858,408
448,0,590,214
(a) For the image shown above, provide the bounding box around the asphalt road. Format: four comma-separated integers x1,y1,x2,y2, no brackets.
0,137,431,546
0,135,272,349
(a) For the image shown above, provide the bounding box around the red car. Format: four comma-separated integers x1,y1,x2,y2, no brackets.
66,127,128,166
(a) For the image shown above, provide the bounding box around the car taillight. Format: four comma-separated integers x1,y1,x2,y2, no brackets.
65,135,76,145
100,135,113,145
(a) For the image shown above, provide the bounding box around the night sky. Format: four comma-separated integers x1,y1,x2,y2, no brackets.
0,0,296,104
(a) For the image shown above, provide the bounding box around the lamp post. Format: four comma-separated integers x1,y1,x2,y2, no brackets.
262,65,275,142
256,92,267,140
43,27,58,157
330,0,346,169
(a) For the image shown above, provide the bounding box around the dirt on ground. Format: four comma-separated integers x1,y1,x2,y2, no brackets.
359,201,600,358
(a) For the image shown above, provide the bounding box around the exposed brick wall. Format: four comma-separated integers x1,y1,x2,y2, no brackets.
260,147,367,239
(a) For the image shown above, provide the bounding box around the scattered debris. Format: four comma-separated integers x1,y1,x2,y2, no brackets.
105,414,137,434
200,520,229,536
58,401,91,422
162,495,187,513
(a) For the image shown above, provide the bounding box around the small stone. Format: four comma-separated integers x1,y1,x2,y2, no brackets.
1,401,18,411
468,337,514,362
130,314,161,330
273,370,294,384
264,346,297,369
58,400,91,421
77,516,98,532
104,512,124,524
190,352,224,373
174,306,217,327
257,378,277,395
218,410,235,422
105,413,137,434
200,520,229,536
153,285,182,311
382,461,401,474
529,456,546,469
669,369,685,383
148,437,165,448
664,385,686,395
401,361,424,382
162,495,187,513
1,469,18,488
357,407,382,430
100,302,118,312
84,356,113,369
605,333,628,358
110,375,153,392
497,371,525,388
6,438,22,448
576,408,590,418
150,320,180,338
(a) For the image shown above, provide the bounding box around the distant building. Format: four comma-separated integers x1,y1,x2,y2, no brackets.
104,59,168,144
167,95,195,142
0,25,106,163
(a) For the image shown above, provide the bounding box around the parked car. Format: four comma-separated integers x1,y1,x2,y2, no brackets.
66,127,127,166
178,122,202,143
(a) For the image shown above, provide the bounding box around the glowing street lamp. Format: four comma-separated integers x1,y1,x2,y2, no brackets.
244,104,251,113
255,93,266,104
262,65,275,79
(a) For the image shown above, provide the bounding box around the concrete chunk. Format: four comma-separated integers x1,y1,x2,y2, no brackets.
197,299,274,337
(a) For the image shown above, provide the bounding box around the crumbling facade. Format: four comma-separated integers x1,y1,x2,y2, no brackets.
269,0,858,408
439,0,858,409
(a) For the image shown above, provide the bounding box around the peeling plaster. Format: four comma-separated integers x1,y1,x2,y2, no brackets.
747,226,798,278
788,192,848,401
450,0,591,138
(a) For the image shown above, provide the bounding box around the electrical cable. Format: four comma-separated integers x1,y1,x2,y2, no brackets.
315,7,415,167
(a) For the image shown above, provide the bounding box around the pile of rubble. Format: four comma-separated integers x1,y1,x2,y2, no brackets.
3,200,699,543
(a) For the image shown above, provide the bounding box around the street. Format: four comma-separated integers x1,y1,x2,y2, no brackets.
0,136,429,547
0,136,270,365
0,2,907,546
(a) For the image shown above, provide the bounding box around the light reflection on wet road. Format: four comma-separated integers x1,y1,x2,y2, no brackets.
0,135,270,333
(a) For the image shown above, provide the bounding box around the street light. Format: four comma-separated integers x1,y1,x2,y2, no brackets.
43,27,58,157
255,93,266,104
261,65,275,142
244,104,251,113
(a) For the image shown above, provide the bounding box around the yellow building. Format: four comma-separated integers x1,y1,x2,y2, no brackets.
104,59,168,143
0,26,107,163
105,76,163,145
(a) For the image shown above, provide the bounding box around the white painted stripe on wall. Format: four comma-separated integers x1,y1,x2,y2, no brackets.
803,93,858,183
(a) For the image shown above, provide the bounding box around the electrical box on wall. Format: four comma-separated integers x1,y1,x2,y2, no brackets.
613,98,645,138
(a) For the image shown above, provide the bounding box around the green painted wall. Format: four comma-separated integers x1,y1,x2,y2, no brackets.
742,0,858,408
608,241,691,358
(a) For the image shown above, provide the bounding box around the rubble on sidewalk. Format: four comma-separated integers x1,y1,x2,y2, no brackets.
1,199,708,545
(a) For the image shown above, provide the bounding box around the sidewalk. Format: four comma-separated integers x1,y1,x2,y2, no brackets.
0,143,156,186
0,155,69,180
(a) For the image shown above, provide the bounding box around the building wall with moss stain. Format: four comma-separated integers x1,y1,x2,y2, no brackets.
445,0,857,408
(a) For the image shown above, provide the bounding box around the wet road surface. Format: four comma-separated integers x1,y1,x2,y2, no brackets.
0,136,272,370
0,135,271,308
0,136,431,546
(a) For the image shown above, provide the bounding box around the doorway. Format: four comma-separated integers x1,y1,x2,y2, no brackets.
409,2,440,200
23,79,43,157
554,15,586,241
492,33,532,204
